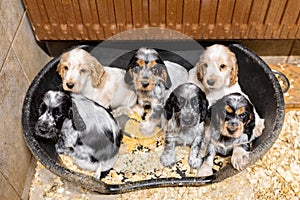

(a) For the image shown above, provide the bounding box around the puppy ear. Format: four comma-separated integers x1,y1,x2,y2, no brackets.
57,62,65,78
196,61,204,83
161,64,172,89
90,57,105,88
198,89,209,122
164,92,177,120
210,98,224,128
124,55,137,86
229,52,238,86
155,55,172,89
57,52,69,78
245,102,255,130
71,100,86,131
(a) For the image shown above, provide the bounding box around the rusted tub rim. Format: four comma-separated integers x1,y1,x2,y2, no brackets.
22,43,285,194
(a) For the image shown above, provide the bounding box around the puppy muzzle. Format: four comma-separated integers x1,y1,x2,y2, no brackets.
223,120,243,138
180,113,198,127
35,121,59,139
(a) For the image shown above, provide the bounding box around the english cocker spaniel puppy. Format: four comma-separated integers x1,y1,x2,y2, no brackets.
55,93,123,179
188,44,264,141
125,47,188,136
160,83,209,169
198,93,255,176
57,48,137,113
35,90,72,141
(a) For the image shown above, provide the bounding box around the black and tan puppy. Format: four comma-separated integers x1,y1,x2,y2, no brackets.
198,93,255,176
160,83,209,169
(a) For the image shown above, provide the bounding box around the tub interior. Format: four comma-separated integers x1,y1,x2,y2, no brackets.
22,42,284,193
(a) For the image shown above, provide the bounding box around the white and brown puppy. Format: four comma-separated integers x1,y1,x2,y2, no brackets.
125,47,188,136
160,83,209,169
35,90,72,141
57,48,137,113
198,93,255,176
56,94,123,179
188,44,264,141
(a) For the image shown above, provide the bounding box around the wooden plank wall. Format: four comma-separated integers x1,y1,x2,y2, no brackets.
23,0,300,40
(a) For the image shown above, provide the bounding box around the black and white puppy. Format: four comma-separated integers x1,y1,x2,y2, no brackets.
198,93,255,176
56,94,123,179
125,47,188,136
160,83,209,169
35,90,72,141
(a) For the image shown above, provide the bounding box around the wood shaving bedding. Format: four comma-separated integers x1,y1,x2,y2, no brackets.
57,111,230,185
30,111,300,199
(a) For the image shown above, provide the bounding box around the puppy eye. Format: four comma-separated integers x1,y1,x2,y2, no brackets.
39,103,47,114
80,69,87,73
151,65,161,74
132,66,141,73
202,63,208,68
220,64,226,69
63,66,69,71
239,112,247,118
178,97,186,107
53,108,62,118
191,97,199,108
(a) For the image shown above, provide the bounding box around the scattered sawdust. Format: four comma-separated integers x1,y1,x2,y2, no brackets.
29,110,300,199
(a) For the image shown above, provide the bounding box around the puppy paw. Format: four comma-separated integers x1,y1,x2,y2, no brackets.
231,148,249,171
94,164,102,179
197,164,213,177
139,121,156,136
188,155,203,169
160,151,176,167
253,118,265,138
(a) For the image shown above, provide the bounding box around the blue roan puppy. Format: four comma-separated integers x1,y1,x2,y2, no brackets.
160,83,209,169
56,93,123,179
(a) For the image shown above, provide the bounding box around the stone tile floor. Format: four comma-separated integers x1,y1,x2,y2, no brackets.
28,57,300,200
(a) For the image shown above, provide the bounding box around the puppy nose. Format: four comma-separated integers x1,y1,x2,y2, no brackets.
207,79,215,86
142,81,149,88
228,121,239,127
66,82,74,89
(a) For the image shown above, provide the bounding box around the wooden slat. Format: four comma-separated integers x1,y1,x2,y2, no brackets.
42,0,63,39
96,0,111,38
190,0,201,37
53,0,69,39
199,0,218,39
23,0,49,40
89,0,104,39
175,0,184,33
142,0,149,27
131,0,143,28
166,0,177,30
279,0,300,39
78,0,97,39
159,0,166,27
60,0,79,40
215,0,235,39
124,0,133,31
113,0,126,33
149,0,160,26
72,0,88,39
232,0,252,39
23,0,300,40
248,0,270,38
264,0,287,39
107,0,118,37
182,0,193,36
